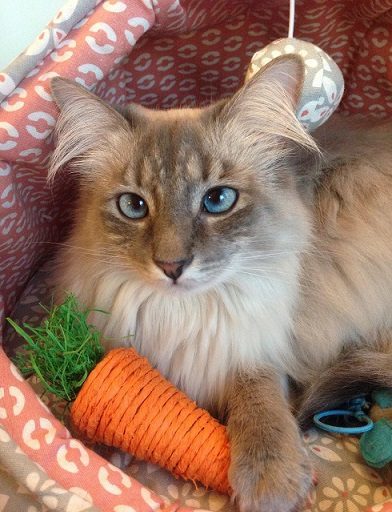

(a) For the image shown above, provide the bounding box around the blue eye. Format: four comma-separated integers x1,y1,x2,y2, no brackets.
202,187,238,214
118,193,148,219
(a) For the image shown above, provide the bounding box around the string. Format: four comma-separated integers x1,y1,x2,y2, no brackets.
288,0,295,38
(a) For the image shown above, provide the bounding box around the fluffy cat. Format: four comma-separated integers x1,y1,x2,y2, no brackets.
50,56,392,512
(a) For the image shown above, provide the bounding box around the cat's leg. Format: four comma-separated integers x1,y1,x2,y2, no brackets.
227,369,311,512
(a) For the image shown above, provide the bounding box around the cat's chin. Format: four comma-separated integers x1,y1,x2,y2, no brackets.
153,276,216,295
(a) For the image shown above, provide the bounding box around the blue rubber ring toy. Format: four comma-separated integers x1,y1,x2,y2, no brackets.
313,409,374,435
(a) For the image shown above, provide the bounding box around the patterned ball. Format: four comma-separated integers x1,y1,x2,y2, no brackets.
246,38,345,132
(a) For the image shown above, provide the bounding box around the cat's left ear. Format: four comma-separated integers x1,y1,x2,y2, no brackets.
218,55,316,150
49,77,131,180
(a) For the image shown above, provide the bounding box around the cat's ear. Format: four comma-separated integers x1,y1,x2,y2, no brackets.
49,77,131,180
246,54,304,109
218,55,317,151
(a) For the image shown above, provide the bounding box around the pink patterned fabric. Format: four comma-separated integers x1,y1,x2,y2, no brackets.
1,0,392,510
0,345,194,511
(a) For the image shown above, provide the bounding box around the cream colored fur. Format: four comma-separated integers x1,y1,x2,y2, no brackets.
56,234,305,411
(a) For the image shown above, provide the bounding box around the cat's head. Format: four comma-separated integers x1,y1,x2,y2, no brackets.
50,56,318,294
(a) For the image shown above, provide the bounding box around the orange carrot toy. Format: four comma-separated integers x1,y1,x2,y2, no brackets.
10,295,231,494
72,347,231,493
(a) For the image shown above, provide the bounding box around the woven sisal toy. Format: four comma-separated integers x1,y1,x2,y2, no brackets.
9,295,231,495
72,347,231,493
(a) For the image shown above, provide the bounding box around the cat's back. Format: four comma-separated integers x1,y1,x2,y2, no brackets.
313,116,392,243
315,115,392,190
293,116,392,378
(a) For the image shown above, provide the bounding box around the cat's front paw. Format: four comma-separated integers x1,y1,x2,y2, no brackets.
229,442,312,512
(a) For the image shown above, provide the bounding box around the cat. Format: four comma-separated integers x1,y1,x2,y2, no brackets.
49,55,392,512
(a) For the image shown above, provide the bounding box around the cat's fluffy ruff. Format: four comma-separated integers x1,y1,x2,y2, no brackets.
55,247,304,411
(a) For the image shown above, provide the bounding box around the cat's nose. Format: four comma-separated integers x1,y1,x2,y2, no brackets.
154,257,193,281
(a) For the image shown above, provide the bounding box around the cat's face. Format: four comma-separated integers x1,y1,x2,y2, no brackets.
85,112,267,293
50,57,316,294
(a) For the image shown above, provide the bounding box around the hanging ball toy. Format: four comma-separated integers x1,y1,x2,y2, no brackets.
246,1,344,131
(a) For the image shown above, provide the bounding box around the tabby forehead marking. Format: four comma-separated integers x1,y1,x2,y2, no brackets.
129,122,214,190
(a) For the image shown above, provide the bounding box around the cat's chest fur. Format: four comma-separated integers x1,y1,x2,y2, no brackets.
77,259,299,410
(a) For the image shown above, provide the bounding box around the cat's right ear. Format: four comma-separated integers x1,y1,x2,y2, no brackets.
49,77,131,181
216,55,317,152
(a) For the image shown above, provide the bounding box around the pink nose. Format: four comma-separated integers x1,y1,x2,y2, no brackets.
154,258,193,281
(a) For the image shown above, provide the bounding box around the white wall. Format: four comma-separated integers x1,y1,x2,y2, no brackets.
0,0,66,70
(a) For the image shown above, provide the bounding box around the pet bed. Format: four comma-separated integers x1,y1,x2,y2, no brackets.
1,0,392,510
